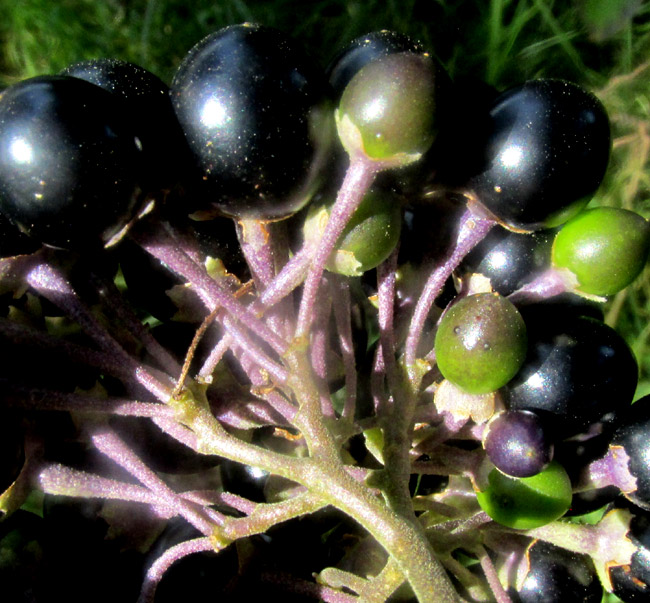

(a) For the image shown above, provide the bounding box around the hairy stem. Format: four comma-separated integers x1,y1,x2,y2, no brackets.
295,158,379,338
404,209,495,366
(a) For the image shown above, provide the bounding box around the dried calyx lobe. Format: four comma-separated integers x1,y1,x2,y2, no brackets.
170,23,333,220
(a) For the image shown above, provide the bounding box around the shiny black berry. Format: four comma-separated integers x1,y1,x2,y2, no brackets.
460,227,554,296
326,30,424,98
61,58,190,194
609,509,650,602
0,75,143,249
504,311,637,438
171,23,333,220
612,396,650,510
467,79,611,232
220,459,269,503
511,540,603,602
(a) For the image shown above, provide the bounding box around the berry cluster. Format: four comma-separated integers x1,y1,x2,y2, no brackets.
0,23,649,603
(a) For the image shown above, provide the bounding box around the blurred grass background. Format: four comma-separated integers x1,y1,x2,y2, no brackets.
1,0,650,396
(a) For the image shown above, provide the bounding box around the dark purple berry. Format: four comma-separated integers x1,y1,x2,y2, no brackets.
483,410,552,477
504,311,637,438
171,24,332,220
467,79,610,232
0,76,143,249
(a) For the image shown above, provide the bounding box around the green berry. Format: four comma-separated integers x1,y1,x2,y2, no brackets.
304,188,402,276
434,293,527,394
552,206,650,296
475,461,572,529
335,52,442,166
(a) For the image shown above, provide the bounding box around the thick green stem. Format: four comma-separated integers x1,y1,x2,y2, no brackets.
362,557,407,602
176,349,459,601
284,345,348,460
378,364,421,516
284,348,459,602
299,457,459,603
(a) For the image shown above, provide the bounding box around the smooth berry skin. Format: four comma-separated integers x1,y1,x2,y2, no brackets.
0,76,143,249
460,227,554,296
512,540,603,603
220,459,269,503
171,23,332,220
468,79,611,232
336,52,441,164
61,58,190,193
552,206,650,297
613,396,650,510
304,187,402,276
505,311,637,438
483,410,552,478
327,30,424,98
475,461,572,529
554,434,619,515
434,293,527,395
332,188,401,275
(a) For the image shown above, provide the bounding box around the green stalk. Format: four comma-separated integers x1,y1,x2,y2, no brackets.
284,348,459,602
173,339,460,600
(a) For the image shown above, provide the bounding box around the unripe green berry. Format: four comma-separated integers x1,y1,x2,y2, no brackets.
303,188,402,276
552,206,650,296
475,461,572,529
335,52,442,167
434,293,527,394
